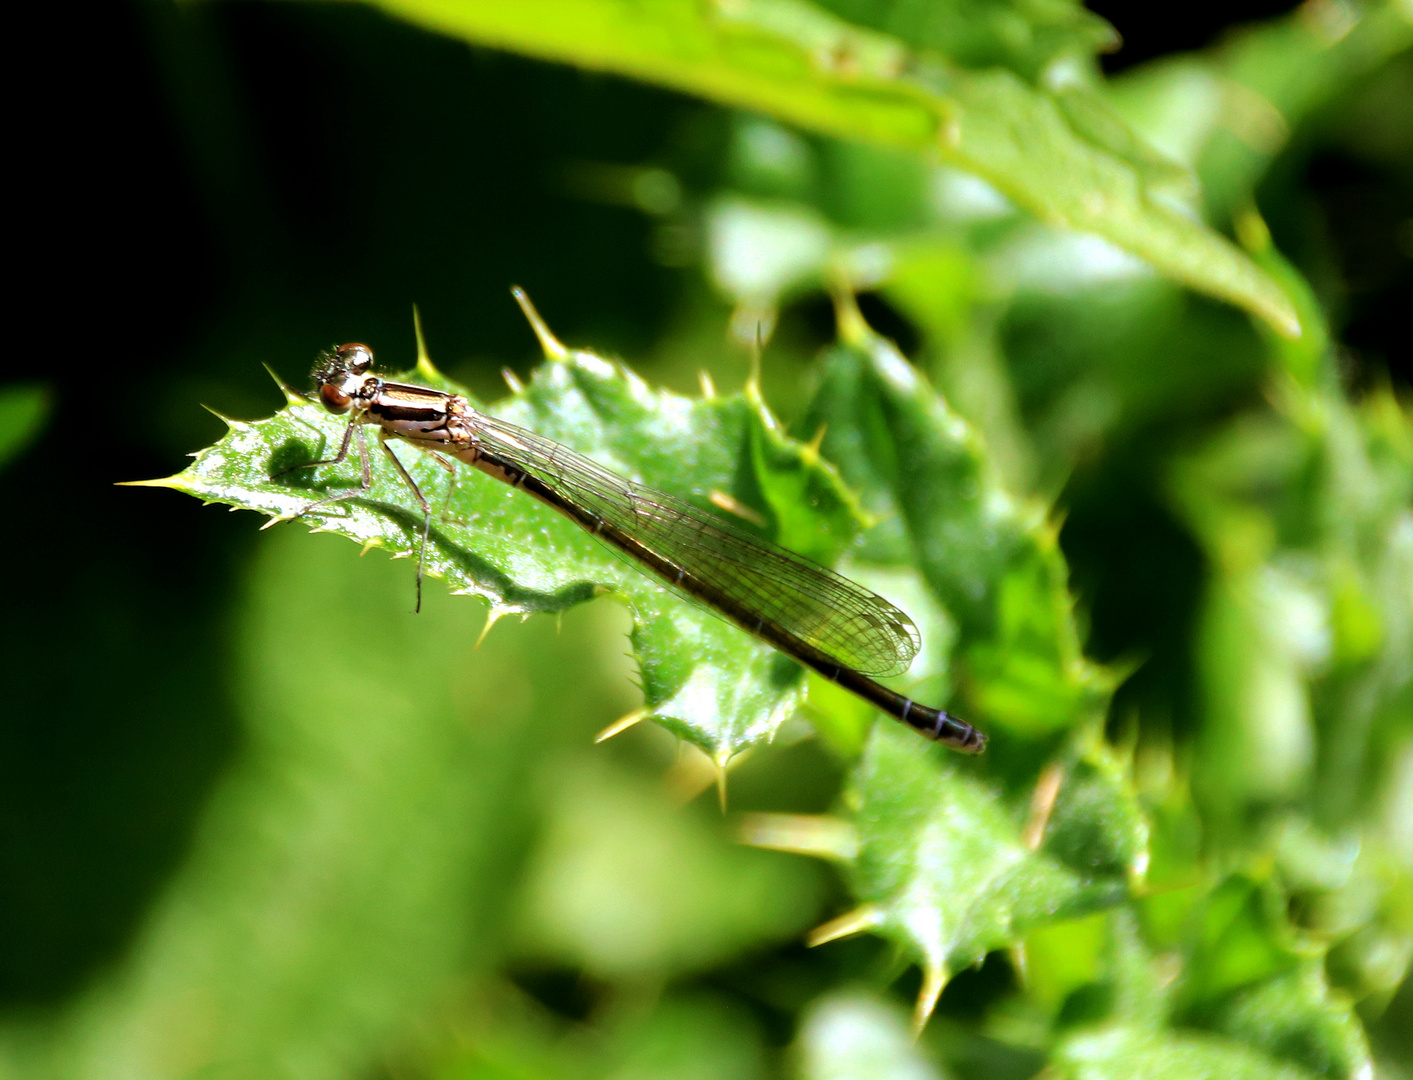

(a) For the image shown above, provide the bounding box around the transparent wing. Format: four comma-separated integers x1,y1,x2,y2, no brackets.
473,413,920,677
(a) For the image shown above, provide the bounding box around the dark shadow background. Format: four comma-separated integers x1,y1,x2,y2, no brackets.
4,0,1408,1010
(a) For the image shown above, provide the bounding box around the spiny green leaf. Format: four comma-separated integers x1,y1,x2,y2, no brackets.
153,337,867,758
833,725,1130,1021
371,0,1300,336
804,303,1115,740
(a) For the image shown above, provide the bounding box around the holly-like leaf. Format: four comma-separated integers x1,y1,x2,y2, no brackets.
138,325,867,759
740,301,1145,1029
822,725,1131,1025
804,299,1115,742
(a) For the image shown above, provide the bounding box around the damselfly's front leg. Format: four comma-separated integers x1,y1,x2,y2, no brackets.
275,412,361,478
377,434,433,614
272,417,374,521
274,417,435,613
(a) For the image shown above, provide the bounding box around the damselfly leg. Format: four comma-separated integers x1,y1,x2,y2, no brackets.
375,436,433,612
277,416,437,613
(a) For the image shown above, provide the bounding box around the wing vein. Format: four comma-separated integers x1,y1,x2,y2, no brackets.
473,414,920,677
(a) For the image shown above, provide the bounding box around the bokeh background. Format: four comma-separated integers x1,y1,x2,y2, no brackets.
3,1,1410,1078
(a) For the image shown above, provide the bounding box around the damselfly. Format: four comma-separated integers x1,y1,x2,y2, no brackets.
286,320,987,754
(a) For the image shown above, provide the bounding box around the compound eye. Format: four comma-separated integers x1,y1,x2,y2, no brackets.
337,343,374,373
320,382,353,414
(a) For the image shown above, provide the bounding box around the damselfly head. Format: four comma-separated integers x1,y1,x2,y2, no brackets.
312,343,378,415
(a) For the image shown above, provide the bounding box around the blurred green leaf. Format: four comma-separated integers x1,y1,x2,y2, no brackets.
421,981,771,1080
372,0,1300,335
1177,873,1309,1007
885,240,1036,494
1043,748,1149,883
148,338,865,758
1278,817,1413,1010
1026,908,1170,1033
1053,1025,1314,1080
1109,0,1413,221
0,382,49,469
1146,254,1411,1080
1199,0,1413,224
603,993,769,1080
1211,968,1372,1080
1038,891,1372,1078
1023,911,1112,1020
811,0,1118,82
514,757,823,979
1164,869,1374,1079
707,195,834,310
1171,368,1413,829
3,528,545,1080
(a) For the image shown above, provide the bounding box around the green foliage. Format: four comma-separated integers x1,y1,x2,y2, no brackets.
0,383,49,470
805,308,1115,738
514,756,825,978
839,727,1136,1017
5,1,1411,1079
376,0,1301,335
1051,1025,1314,1080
